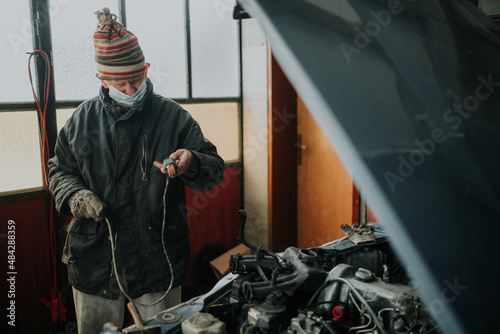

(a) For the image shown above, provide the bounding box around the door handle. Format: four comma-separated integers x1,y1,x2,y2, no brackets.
295,134,306,165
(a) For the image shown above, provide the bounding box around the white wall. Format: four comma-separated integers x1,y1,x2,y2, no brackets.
241,19,269,248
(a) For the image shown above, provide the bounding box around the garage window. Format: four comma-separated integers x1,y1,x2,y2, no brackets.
0,0,241,196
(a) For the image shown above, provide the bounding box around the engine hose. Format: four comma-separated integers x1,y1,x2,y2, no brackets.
242,271,316,301
329,278,387,334
105,176,174,307
242,272,299,288
307,281,330,306
237,210,283,265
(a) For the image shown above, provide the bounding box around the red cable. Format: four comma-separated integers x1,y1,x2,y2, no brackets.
29,51,65,322
29,50,56,286
28,53,50,186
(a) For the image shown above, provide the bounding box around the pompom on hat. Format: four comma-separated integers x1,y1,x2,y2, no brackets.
93,8,148,80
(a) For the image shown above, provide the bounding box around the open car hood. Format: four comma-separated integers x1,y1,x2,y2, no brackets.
238,0,500,333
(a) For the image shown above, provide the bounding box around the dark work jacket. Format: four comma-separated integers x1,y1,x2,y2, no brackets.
48,79,224,300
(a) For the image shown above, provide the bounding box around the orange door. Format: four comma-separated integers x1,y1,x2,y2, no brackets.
296,96,356,248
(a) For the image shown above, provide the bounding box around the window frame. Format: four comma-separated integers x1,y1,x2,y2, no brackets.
0,0,243,200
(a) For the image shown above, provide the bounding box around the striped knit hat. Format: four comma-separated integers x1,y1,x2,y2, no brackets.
93,8,147,80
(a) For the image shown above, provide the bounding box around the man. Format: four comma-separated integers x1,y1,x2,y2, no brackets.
48,8,224,333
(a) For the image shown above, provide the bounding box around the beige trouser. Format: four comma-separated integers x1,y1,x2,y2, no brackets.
72,286,181,334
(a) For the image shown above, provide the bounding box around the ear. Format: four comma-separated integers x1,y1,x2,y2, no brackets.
101,80,109,89
145,63,150,80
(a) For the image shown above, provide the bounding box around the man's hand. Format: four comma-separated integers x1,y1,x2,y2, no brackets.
153,149,198,178
69,189,107,222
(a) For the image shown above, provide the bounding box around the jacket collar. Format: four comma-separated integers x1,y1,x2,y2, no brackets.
99,78,154,119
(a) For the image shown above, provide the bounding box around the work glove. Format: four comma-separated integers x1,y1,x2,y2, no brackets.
341,224,376,246
68,189,107,222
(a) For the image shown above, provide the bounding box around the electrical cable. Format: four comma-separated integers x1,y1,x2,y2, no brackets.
330,278,387,334
307,280,330,306
348,292,371,334
28,50,66,323
105,175,174,307
28,50,51,186
349,292,363,314
28,52,54,275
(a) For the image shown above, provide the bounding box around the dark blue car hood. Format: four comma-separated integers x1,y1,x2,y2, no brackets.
238,0,500,333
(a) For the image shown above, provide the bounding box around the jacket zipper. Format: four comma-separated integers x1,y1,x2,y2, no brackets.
141,134,148,181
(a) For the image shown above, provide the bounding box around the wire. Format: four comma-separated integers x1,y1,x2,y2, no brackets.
28,51,51,186
348,313,371,334
307,280,330,306
28,51,61,312
105,176,174,307
347,293,371,334
349,292,363,314
329,278,387,334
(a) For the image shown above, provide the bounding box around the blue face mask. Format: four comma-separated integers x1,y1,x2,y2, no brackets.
108,78,148,108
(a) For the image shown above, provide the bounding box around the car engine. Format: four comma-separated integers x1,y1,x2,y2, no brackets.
221,248,435,334
111,213,439,334
201,213,438,334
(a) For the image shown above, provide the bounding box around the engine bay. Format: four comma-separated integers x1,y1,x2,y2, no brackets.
110,213,439,334
220,245,436,334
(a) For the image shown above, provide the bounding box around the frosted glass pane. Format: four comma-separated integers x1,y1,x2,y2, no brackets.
127,0,188,99
190,0,240,98
0,1,35,102
0,112,43,192
181,103,240,162
59,104,239,162
51,0,119,101
57,108,76,132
